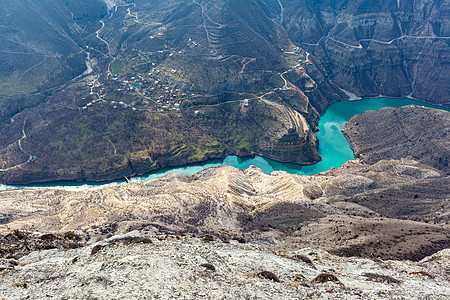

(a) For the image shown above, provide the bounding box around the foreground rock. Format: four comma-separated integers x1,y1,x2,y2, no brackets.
1,233,449,299
343,106,449,174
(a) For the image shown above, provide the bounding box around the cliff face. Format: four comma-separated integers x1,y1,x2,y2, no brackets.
282,0,450,106
343,106,450,174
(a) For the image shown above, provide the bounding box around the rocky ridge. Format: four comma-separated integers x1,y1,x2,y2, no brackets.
343,105,450,174
1,157,448,261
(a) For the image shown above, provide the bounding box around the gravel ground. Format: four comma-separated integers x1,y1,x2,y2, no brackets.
0,231,449,299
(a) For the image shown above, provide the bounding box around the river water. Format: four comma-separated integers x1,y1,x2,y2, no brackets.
0,97,447,192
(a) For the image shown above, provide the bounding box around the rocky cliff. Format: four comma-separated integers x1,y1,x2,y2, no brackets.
343,105,450,174
282,0,450,106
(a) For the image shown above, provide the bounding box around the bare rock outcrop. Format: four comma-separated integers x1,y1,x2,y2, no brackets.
1,158,448,262
343,106,450,174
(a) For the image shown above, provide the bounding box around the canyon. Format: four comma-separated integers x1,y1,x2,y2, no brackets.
0,0,448,184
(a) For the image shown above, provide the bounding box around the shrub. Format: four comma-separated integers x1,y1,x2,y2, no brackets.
200,263,216,271
64,232,76,240
312,273,341,284
13,229,26,239
258,271,280,282
91,245,104,256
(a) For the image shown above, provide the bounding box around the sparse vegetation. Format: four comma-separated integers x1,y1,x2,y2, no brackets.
13,229,26,239
312,273,342,285
258,271,280,282
65,232,76,240
15,282,28,289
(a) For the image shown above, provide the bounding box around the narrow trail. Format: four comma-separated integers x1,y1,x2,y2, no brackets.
0,50,56,57
239,58,256,74
359,35,450,45
302,35,450,48
277,0,284,25
328,37,362,49
16,57,47,84
280,69,291,89
0,121,34,172
188,99,247,109
18,121,32,160
192,0,224,55
96,20,112,57
106,137,118,155
127,6,162,27
134,88,157,103
192,0,224,28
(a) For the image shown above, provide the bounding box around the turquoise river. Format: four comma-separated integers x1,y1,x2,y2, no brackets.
0,97,448,192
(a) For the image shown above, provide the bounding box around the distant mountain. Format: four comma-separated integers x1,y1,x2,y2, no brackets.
0,0,448,184
281,0,450,105
0,0,106,123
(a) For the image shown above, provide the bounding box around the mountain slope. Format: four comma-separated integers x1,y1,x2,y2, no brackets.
0,0,106,126
0,0,448,184
282,0,450,105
